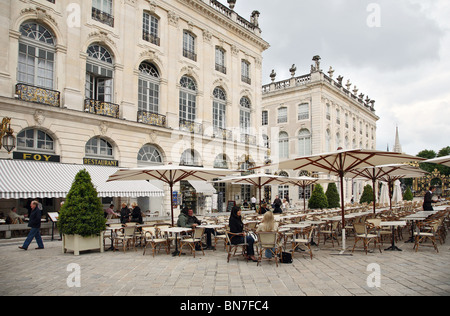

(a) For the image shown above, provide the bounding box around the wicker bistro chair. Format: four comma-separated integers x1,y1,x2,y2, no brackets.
214,224,229,250
226,231,249,263
291,227,314,260
179,227,205,258
113,226,137,253
352,223,382,254
256,231,282,267
142,227,170,257
318,220,340,247
366,219,392,245
413,220,441,253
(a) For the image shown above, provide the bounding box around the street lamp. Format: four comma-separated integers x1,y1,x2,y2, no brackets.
1,117,16,154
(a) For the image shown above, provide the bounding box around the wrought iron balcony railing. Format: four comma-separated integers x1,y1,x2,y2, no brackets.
179,119,203,135
240,133,257,146
143,30,160,46
91,7,114,27
15,83,60,107
84,99,120,119
213,127,233,141
137,110,166,128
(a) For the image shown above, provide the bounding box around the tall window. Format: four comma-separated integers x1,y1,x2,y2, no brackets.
326,129,331,152
278,171,289,200
298,103,309,120
143,12,160,46
85,137,113,158
215,47,226,74
180,149,201,167
18,22,55,89
298,129,311,156
278,107,287,123
239,97,251,134
336,108,341,125
179,76,197,122
279,132,289,159
183,31,196,61
336,133,341,149
241,60,251,84
262,111,268,126
326,103,331,120
213,87,226,132
17,128,54,152
138,61,160,114
85,44,114,102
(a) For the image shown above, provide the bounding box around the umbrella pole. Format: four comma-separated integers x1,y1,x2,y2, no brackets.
372,178,377,215
340,173,346,252
303,184,307,211
170,183,174,227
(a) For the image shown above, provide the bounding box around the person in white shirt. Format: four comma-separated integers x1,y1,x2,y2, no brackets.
250,196,257,210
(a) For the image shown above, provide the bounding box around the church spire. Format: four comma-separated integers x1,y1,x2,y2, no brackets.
393,126,402,153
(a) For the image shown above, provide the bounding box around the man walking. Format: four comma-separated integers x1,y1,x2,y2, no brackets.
19,201,44,250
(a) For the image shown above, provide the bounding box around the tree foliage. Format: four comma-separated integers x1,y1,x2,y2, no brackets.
58,169,106,237
308,184,328,209
359,184,374,204
325,183,340,208
403,187,414,201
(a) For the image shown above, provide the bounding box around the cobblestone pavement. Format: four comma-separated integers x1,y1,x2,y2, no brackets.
1,235,449,296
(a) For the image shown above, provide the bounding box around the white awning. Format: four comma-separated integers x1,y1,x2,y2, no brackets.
188,180,217,195
0,160,164,199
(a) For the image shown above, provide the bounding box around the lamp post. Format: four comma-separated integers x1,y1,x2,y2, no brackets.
1,117,16,154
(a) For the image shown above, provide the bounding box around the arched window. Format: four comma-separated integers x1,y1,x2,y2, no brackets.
336,132,341,149
179,76,197,122
18,22,56,89
325,129,331,152
298,129,311,156
279,132,289,159
213,87,226,131
85,44,114,102
137,144,163,165
138,61,160,114
180,149,201,167
17,128,54,152
85,137,113,158
213,154,229,169
240,97,251,134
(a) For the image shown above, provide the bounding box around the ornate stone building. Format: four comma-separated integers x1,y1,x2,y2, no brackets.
0,0,269,214
261,56,379,206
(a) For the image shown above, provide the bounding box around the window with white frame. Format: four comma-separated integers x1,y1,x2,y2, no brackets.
279,132,289,159
241,60,251,84
183,31,196,61
85,137,113,158
278,107,287,124
298,129,311,156
179,76,197,122
85,44,114,102
92,0,114,27
138,61,160,114
240,97,251,134
213,87,227,132
262,111,268,126
143,12,160,46
138,144,163,165
17,128,54,152
215,47,226,74
298,103,309,120
18,22,55,89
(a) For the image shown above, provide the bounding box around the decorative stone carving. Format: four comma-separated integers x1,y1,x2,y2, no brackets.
34,110,45,126
328,66,334,78
99,121,108,135
270,70,276,82
311,55,321,73
289,64,297,77
168,11,179,27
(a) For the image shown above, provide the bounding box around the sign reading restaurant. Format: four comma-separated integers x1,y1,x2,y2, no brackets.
13,151,61,162
83,158,119,167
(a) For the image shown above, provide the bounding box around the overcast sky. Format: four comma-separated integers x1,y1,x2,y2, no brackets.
232,0,450,156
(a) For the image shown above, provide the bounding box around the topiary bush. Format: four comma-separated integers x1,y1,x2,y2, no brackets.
58,169,107,237
359,184,374,204
325,182,341,208
403,187,414,201
308,184,328,209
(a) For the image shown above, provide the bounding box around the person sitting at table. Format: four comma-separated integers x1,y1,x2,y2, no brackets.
177,208,215,250
130,202,144,224
104,204,119,220
7,207,25,224
229,206,257,262
242,200,249,208
282,199,290,212
260,203,269,215
256,211,279,259
120,203,131,224
273,195,282,214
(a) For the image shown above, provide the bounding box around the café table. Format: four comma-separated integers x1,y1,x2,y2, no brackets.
159,227,193,256
381,221,407,251
401,211,438,243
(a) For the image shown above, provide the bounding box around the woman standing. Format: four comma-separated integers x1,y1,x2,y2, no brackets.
229,206,257,262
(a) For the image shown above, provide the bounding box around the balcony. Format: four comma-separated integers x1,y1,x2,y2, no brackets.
15,83,60,107
240,134,257,146
143,30,160,46
183,49,197,62
137,110,166,128
241,76,252,85
179,119,203,135
213,127,233,141
91,7,114,27
215,63,227,75
84,99,120,119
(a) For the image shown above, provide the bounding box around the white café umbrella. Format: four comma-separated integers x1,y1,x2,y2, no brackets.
379,182,390,205
283,176,335,211
425,155,450,167
392,180,403,205
347,164,428,213
108,164,239,226
256,148,426,253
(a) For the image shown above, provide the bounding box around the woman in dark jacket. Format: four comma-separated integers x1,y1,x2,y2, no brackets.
130,202,143,224
229,206,257,261
120,203,131,224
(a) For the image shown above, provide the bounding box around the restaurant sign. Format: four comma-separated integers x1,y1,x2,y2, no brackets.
83,158,119,167
13,151,61,162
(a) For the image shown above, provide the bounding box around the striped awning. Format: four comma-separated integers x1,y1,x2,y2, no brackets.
0,159,164,199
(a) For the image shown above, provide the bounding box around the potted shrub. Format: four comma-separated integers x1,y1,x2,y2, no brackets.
308,184,328,209
403,187,414,201
359,184,374,204
58,169,107,256
325,183,340,208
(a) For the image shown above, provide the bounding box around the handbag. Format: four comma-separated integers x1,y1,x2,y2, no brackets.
279,251,293,264
247,231,258,243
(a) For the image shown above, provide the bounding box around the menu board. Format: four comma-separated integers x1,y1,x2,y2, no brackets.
226,201,236,213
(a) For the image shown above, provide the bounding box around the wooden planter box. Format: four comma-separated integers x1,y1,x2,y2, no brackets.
62,232,104,256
